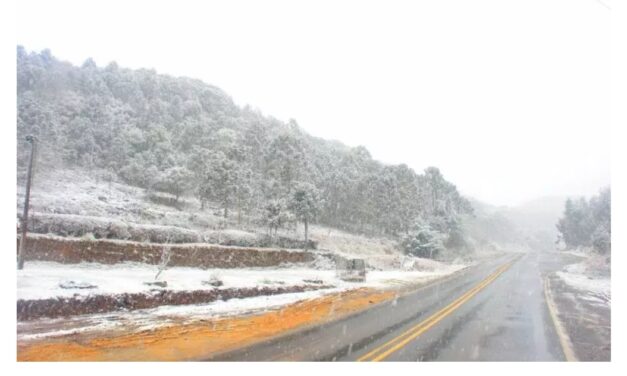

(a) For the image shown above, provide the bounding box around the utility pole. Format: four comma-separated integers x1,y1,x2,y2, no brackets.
17,135,36,270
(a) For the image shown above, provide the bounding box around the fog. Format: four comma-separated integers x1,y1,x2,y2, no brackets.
16,0,610,206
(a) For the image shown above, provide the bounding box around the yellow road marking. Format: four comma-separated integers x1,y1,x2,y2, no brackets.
358,260,516,361
357,263,508,361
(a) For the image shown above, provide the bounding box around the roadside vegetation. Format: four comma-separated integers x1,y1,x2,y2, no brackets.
556,187,611,255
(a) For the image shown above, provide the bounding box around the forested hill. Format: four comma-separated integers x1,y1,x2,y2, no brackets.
17,46,473,250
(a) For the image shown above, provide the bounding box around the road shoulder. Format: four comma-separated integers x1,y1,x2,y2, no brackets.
544,264,611,361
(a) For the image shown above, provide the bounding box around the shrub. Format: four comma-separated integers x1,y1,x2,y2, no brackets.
401,222,445,259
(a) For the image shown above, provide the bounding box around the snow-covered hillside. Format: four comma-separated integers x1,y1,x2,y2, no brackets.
18,168,401,257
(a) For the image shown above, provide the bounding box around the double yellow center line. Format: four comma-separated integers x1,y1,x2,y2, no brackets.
357,259,517,361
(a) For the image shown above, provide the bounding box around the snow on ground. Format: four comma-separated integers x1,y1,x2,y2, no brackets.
17,261,333,300
17,169,229,231
556,269,610,304
308,225,399,257
18,261,467,301
556,256,611,307
562,248,591,258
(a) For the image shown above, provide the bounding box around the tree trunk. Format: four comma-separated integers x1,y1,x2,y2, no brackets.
304,220,309,248
224,206,228,218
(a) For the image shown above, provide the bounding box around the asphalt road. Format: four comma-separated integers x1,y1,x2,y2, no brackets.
212,252,572,361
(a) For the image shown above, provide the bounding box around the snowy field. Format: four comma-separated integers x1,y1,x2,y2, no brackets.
18,261,467,301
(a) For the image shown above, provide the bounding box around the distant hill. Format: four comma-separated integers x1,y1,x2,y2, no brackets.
466,196,566,251
504,196,566,238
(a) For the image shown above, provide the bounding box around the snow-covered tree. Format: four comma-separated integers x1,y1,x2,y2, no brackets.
233,167,254,224
263,199,290,236
401,221,445,259
202,151,239,218
288,182,320,243
154,166,194,203
556,198,594,248
263,133,307,197
557,187,610,254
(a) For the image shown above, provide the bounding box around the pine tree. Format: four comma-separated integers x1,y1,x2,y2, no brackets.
288,182,320,244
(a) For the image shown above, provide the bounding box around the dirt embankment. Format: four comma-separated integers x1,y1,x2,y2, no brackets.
17,234,315,268
17,285,331,321
17,288,395,361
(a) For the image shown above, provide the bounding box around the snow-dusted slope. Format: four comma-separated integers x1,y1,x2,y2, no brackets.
18,168,406,257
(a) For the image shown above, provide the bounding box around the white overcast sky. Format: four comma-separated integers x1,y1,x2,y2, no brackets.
16,0,611,206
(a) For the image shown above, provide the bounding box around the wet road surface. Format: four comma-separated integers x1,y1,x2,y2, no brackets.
212,252,574,361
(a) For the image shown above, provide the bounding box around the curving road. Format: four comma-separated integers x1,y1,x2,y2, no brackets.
211,252,572,361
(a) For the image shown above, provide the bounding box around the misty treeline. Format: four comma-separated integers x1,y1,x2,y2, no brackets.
556,188,611,254
17,47,473,256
